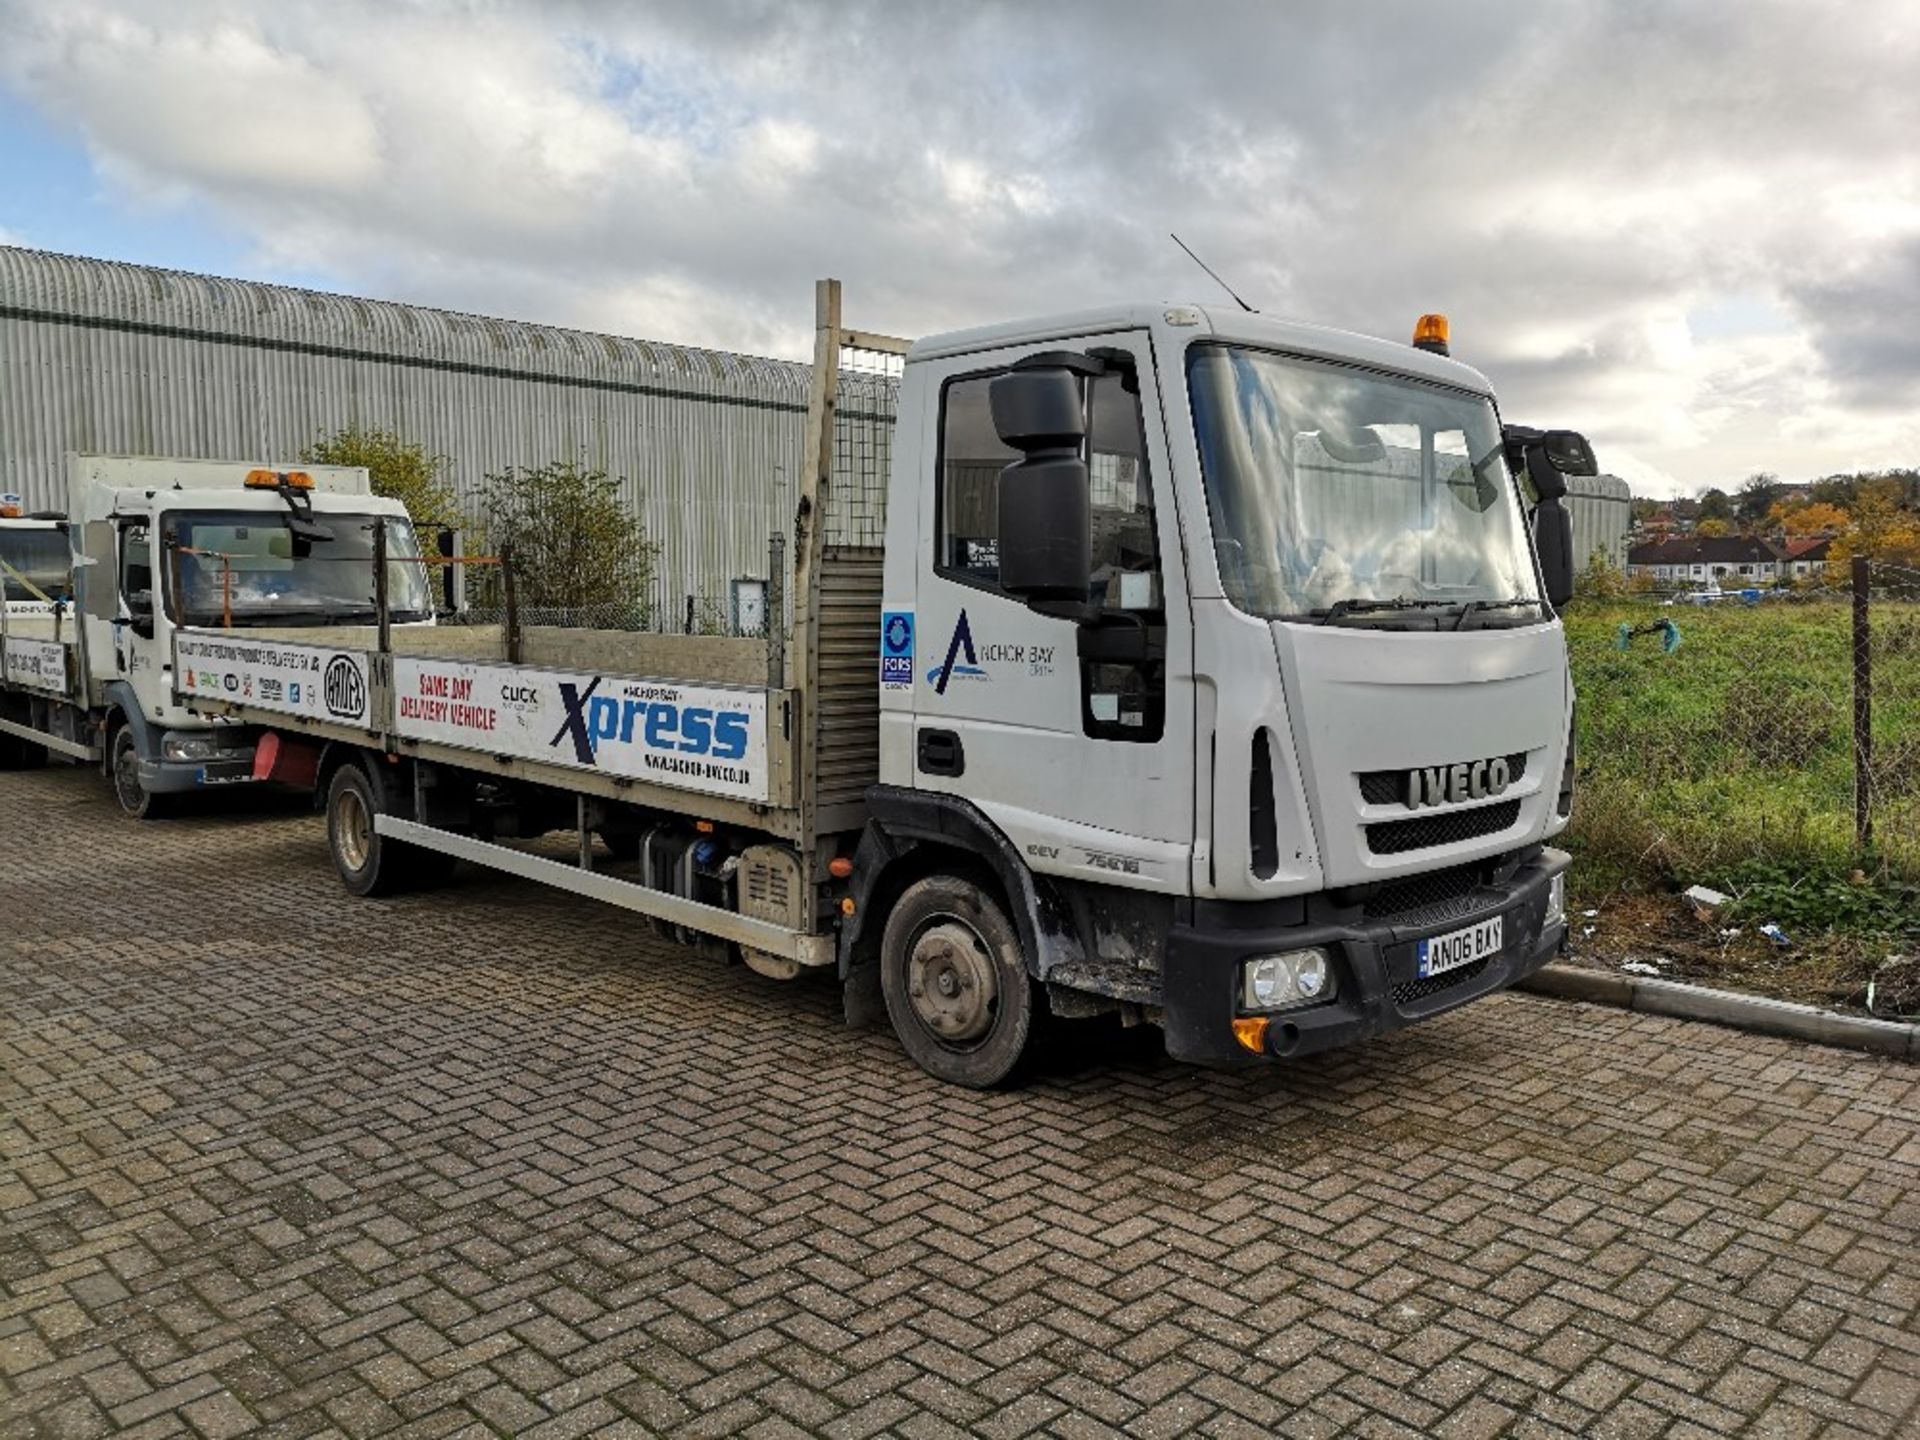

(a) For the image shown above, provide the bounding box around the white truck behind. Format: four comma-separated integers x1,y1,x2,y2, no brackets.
0,457,427,813
180,283,1596,1086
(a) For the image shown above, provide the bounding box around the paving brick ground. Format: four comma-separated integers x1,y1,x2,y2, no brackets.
2,763,1917,1439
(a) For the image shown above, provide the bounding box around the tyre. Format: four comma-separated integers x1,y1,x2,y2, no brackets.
110,725,174,819
880,873,1036,1088
327,761,443,896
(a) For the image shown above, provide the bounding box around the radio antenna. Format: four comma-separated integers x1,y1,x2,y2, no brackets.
1170,233,1255,313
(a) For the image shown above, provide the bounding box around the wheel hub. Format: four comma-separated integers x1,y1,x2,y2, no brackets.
905,920,997,1042
336,788,372,871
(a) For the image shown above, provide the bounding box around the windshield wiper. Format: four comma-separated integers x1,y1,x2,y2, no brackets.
1304,597,1455,625
1451,596,1542,630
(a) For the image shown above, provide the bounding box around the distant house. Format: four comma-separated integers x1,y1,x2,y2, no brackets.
1627,535,1785,586
1778,535,1833,579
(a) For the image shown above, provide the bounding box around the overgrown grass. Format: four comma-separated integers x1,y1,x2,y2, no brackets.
1562,597,1920,942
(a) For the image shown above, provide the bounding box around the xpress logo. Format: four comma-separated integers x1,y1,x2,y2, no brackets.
551,678,750,766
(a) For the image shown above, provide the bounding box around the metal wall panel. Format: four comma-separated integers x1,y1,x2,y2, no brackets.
0,246,898,619
1567,473,1633,570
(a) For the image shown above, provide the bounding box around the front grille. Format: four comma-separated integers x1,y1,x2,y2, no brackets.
1362,862,1485,925
1392,957,1491,1006
1358,752,1528,806
1366,800,1521,855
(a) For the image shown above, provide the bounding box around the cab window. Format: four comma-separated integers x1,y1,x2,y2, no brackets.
935,368,1159,604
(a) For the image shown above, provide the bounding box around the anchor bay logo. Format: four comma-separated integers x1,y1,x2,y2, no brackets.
926,610,988,694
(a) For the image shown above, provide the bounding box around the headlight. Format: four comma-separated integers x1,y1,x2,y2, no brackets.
1241,948,1336,1013
162,734,217,761
1545,872,1566,928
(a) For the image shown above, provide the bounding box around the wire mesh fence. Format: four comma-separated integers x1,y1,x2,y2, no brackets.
1565,558,1920,893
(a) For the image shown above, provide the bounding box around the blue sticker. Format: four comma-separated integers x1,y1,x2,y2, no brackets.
881,611,915,688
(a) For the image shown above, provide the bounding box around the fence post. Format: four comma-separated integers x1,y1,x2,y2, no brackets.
1852,554,1872,852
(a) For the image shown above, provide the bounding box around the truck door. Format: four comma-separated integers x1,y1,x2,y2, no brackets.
909,334,1194,893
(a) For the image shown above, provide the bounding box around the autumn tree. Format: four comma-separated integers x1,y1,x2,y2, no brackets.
1824,480,1920,574
1768,499,1851,536
1695,517,1733,538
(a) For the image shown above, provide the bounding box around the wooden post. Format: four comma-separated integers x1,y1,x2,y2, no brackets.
790,279,843,856
502,540,522,664
1852,554,1872,852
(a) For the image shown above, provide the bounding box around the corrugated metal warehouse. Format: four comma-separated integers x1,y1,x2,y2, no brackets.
1566,472,1634,570
0,245,895,623
3,243,1633,611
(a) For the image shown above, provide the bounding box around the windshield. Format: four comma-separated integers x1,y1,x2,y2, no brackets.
164,511,431,627
1187,344,1541,623
2,527,71,607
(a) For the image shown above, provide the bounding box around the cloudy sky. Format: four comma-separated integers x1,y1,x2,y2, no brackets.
2,0,1916,496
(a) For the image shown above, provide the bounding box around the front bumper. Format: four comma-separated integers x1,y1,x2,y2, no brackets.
138,753,258,793
1163,846,1570,1065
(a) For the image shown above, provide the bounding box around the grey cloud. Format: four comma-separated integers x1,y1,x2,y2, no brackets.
2,0,1919,485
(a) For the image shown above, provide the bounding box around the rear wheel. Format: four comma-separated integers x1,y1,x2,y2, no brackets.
110,725,173,819
327,762,449,895
880,874,1035,1088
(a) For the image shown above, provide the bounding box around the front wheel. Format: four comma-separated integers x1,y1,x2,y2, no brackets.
327,762,449,896
110,726,174,819
880,874,1035,1088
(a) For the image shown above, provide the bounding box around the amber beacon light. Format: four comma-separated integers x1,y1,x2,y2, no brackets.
1412,313,1450,356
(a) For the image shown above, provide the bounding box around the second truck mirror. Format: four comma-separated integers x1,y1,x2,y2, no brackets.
989,367,1091,603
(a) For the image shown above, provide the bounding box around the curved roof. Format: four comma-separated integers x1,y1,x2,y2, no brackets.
0,244,819,407
1567,472,1633,502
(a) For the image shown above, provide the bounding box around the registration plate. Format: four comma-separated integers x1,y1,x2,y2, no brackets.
195,767,256,787
1417,915,1503,978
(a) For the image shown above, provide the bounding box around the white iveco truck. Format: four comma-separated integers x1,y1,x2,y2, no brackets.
0,458,427,814
181,284,1594,1085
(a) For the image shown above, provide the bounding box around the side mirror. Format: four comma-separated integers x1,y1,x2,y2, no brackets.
125,588,156,640
1541,429,1598,478
990,366,1090,603
1534,500,1575,608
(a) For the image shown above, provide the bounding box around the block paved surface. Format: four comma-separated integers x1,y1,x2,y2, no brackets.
2,763,1917,1440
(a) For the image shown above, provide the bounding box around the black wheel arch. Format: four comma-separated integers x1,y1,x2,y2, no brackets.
840,787,1085,1007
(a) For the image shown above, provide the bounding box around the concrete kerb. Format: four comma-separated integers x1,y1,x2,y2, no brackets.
1519,963,1920,1060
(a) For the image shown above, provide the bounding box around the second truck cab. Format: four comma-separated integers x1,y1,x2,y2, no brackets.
56,457,427,813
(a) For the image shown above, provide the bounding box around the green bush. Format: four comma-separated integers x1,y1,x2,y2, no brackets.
475,459,658,623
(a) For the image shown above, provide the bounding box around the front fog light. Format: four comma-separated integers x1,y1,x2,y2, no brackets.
1294,950,1329,998
1545,873,1566,928
1242,948,1334,1012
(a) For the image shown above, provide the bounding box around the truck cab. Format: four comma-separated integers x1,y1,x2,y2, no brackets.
868,304,1587,1076
65,457,429,815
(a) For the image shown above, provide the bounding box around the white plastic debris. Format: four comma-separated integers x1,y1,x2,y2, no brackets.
1759,922,1792,948
1683,884,1731,918
1621,958,1667,976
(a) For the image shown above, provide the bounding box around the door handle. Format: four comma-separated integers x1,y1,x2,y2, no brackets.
917,728,964,777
